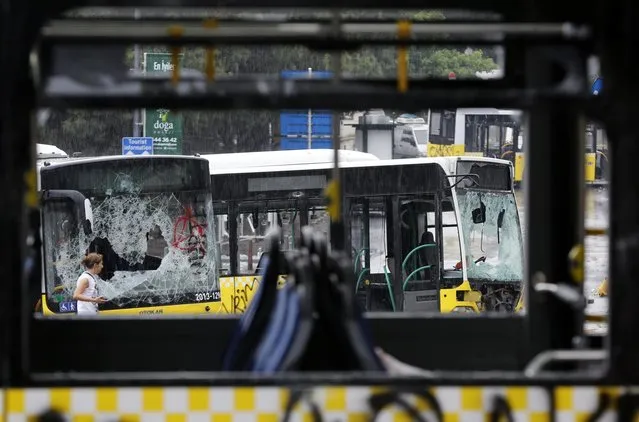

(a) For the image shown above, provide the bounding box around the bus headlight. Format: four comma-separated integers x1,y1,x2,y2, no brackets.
452,306,476,313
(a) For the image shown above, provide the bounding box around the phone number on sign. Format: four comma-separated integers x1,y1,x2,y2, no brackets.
153,137,178,143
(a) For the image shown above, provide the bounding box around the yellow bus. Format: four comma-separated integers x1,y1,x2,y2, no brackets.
426,108,609,185
206,150,525,314
37,154,224,316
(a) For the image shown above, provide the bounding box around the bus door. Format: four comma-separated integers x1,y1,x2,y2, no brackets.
349,197,396,311
350,193,456,313
464,115,516,159
463,114,488,156
438,193,464,290
398,196,440,312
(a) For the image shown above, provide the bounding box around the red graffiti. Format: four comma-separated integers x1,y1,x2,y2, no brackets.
172,206,207,255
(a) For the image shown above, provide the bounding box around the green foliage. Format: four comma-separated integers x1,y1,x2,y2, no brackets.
418,49,498,78
38,11,498,155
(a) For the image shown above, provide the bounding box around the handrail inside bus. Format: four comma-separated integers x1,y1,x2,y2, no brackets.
402,243,437,289
383,265,396,312
401,243,437,272
403,265,433,290
353,247,369,272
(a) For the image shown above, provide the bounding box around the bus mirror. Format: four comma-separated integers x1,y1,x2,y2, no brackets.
472,201,486,224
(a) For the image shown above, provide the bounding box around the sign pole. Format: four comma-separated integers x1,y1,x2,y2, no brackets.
132,9,142,138
142,52,147,138
307,67,313,149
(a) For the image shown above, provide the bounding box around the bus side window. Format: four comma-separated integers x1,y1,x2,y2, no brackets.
237,210,275,275
369,200,389,276
215,214,231,276
350,202,366,270
350,198,394,311
349,198,388,277
309,206,331,244
430,112,441,136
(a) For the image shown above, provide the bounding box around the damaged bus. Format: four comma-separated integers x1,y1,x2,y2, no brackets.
36,155,222,316
207,152,524,314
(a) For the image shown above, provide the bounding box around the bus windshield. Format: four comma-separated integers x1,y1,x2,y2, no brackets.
456,189,523,282
41,157,220,312
454,160,523,283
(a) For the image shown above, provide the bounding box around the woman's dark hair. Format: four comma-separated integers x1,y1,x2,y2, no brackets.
81,252,103,269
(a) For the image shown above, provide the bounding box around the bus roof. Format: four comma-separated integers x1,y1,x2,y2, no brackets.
211,155,513,176
37,154,209,171
202,149,379,173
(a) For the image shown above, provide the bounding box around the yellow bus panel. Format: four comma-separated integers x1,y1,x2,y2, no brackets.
427,143,465,157
585,152,596,182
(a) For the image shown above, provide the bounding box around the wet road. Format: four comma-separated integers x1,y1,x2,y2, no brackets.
515,187,609,328
515,187,609,293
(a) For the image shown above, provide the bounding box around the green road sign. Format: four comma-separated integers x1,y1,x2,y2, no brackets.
143,53,185,155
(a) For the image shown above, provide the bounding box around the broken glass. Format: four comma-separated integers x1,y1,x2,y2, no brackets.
43,189,220,310
456,190,523,282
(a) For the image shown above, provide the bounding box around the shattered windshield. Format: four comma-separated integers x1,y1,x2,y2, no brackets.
41,160,220,312
455,189,523,282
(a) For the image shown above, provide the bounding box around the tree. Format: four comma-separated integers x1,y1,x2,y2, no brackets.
417,49,498,79
37,10,498,155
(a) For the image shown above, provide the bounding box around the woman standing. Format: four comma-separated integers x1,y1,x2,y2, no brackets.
73,253,107,315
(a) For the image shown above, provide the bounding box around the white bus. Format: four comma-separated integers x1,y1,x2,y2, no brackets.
426,108,607,184
206,151,524,314
427,108,523,158
203,148,380,172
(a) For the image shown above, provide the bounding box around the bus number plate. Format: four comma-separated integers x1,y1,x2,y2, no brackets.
194,291,221,302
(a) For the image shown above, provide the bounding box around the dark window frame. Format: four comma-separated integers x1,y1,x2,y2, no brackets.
6,4,622,388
